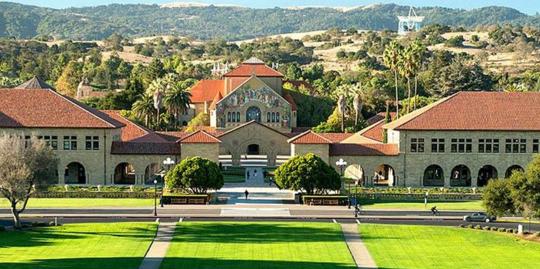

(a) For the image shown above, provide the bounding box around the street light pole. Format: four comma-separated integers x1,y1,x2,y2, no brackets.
153,179,158,217
335,158,348,208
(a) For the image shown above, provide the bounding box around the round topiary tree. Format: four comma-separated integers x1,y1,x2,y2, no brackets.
274,153,341,194
165,156,224,194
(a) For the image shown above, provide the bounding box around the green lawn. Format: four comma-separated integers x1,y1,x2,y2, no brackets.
0,198,154,208
360,223,540,269
161,222,356,269
359,199,484,211
0,222,157,269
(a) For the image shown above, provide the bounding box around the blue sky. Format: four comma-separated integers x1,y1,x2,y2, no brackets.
4,0,539,14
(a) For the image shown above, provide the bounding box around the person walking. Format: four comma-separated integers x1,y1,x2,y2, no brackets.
244,189,249,200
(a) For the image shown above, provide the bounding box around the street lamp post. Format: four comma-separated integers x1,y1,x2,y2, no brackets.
335,158,349,208
160,157,175,209
153,179,158,217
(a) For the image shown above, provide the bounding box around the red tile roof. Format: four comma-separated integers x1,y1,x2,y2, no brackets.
360,112,397,142
180,130,221,144
288,131,332,144
0,89,124,129
386,92,540,131
189,80,224,103
330,143,399,156
319,133,354,143
102,110,168,143
223,63,284,78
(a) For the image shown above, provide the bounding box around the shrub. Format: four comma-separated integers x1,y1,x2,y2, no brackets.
474,225,482,229
534,232,540,237
482,226,490,230
165,156,223,194
467,224,473,228
507,228,514,233
489,226,498,231
459,224,466,228
497,227,506,232
275,153,340,195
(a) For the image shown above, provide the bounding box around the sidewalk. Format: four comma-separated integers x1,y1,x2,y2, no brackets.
340,223,377,269
138,222,176,269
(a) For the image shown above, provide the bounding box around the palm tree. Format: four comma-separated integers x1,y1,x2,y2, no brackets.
410,40,426,110
132,93,155,127
383,41,403,118
163,84,191,128
400,46,415,114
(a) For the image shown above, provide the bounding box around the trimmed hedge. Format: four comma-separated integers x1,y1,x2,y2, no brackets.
161,194,210,205
354,193,481,201
34,191,159,199
302,195,349,206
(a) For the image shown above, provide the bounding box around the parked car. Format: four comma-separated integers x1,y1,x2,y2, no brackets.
463,212,496,222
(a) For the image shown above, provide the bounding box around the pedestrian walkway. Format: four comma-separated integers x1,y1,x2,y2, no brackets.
139,222,176,269
340,223,377,269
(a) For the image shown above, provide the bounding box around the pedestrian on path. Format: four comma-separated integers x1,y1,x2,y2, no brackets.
244,189,249,200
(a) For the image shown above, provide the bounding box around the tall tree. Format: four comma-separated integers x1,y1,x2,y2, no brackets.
337,95,346,132
399,46,415,114
132,93,155,127
410,40,426,110
163,83,191,128
383,41,403,118
0,136,58,228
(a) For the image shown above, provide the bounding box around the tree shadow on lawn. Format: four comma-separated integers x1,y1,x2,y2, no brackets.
0,226,156,249
0,257,394,269
172,222,349,244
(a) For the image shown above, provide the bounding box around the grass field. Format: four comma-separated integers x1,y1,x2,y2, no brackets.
0,222,157,269
359,199,484,211
360,224,540,269
161,222,356,269
0,198,155,209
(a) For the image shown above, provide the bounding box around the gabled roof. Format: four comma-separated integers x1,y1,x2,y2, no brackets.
102,110,168,143
15,76,54,90
330,143,399,156
223,60,283,77
288,130,332,144
189,80,225,103
0,89,124,129
318,133,354,143
180,130,221,144
356,112,397,143
384,92,540,131
218,120,290,138
209,91,223,110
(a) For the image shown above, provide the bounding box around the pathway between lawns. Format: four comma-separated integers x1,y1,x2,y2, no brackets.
139,222,176,269
340,223,378,269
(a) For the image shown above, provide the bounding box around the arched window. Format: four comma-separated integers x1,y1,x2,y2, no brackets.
505,165,524,178
478,165,498,187
276,112,280,122
271,112,276,122
114,163,136,185
267,112,271,122
227,112,231,122
246,106,261,122
65,162,86,184
450,165,471,187
423,165,444,187
236,112,240,122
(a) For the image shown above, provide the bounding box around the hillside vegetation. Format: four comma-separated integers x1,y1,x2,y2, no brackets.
0,2,539,40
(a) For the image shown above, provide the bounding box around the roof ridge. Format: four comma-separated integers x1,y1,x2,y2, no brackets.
217,120,289,138
287,130,332,144
180,130,222,143
49,90,123,129
383,93,458,130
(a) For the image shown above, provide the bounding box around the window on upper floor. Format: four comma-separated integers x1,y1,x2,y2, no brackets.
85,136,99,150
227,112,231,122
478,139,499,153
276,112,280,122
410,138,424,153
271,112,276,123
267,112,271,122
63,136,77,150
451,138,472,153
534,139,539,153
37,135,58,150
505,138,527,153
236,112,240,122
431,138,445,153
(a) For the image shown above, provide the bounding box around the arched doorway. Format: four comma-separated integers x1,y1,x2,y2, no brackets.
64,162,86,184
246,106,261,122
450,165,471,187
247,144,260,155
144,163,162,185
423,165,444,187
374,164,395,186
114,162,136,185
477,165,498,187
505,165,524,178
345,164,364,185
